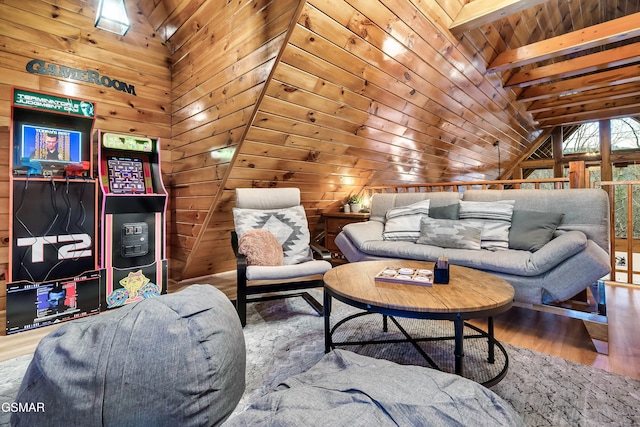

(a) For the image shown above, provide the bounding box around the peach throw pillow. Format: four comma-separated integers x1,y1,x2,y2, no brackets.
238,229,284,266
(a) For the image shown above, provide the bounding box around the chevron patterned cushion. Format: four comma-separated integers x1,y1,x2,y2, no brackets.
233,206,312,265
417,217,483,250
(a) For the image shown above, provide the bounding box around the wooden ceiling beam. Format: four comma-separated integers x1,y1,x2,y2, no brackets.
488,12,640,72
533,94,640,121
518,63,640,102
527,82,640,113
536,105,640,128
505,42,640,88
449,0,550,35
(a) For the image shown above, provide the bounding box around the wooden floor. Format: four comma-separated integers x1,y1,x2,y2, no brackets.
1,274,639,380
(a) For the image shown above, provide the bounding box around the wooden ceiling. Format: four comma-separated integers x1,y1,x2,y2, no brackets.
452,0,640,129
132,0,640,279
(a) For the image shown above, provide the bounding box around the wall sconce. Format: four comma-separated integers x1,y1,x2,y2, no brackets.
95,0,130,36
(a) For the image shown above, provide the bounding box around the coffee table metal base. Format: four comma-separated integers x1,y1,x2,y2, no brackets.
324,293,509,387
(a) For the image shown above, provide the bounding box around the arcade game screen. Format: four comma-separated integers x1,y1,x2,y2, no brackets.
5,273,101,334
107,155,151,194
19,124,83,165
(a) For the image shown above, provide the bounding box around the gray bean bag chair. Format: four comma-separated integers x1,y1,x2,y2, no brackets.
226,349,523,426
11,284,245,427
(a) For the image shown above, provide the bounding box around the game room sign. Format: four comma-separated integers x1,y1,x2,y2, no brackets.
25,59,137,96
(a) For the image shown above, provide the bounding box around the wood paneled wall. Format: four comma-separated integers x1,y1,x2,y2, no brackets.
5,0,633,286
161,0,540,281
165,0,303,279
0,0,171,309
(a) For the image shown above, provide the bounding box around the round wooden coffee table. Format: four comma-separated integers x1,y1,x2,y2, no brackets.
323,260,515,386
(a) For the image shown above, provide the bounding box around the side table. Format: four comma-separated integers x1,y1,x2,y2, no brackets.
322,211,369,263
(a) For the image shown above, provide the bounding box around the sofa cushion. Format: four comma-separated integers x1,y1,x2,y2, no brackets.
428,203,460,219
461,189,610,253
370,192,462,222
361,239,446,261
509,210,564,252
233,205,312,265
382,199,430,241
356,231,588,277
417,217,483,250
459,200,515,251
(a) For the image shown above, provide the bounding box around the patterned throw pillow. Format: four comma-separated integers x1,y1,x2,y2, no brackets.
382,199,431,241
459,200,516,251
417,217,483,250
233,205,312,265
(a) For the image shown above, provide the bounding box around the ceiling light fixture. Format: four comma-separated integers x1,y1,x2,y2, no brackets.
95,0,130,36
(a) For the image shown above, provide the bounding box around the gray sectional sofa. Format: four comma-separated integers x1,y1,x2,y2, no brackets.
335,188,611,351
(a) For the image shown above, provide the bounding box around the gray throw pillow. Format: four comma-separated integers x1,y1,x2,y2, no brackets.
233,205,312,265
429,203,460,219
509,210,564,252
417,217,483,250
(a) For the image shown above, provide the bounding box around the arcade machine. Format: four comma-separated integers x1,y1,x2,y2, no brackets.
96,130,168,309
6,88,101,334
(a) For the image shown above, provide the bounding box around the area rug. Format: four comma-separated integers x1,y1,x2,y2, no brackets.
1,289,639,426
235,290,640,427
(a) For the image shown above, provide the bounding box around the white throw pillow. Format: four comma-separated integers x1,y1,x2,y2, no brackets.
233,205,312,265
458,200,515,251
382,199,430,241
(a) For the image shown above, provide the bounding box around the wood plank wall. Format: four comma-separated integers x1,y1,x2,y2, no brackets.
0,0,171,310
165,0,302,279
159,0,541,281
0,0,552,288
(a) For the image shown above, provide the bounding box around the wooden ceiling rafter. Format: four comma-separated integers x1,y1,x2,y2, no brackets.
486,11,640,72
453,3,640,129
449,0,550,35
504,42,640,88
527,82,640,114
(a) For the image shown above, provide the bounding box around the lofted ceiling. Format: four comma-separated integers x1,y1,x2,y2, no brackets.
133,0,640,280
452,0,640,129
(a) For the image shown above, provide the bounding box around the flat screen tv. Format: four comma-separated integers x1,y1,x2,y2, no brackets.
20,124,82,165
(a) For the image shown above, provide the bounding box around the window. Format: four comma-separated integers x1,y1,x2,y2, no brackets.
562,122,599,155
611,118,640,151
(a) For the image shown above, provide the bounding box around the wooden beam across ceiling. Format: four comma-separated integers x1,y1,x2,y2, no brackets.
518,63,640,102
487,12,640,72
504,42,640,88
527,82,640,114
536,104,640,127
449,0,550,35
